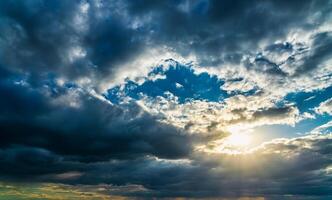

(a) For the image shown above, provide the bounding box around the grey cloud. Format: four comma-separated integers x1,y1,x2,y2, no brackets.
50,135,332,198
245,55,288,76
124,0,329,66
294,31,332,76
0,72,193,162
0,0,144,81
226,105,299,125
0,0,330,81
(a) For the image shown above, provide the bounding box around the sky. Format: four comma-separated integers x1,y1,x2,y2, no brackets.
0,0,332,199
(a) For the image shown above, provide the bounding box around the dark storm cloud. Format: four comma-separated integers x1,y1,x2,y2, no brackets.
0,71,192,162
0,146,79,179
0,0,144,80
0,0,80,74
3,135,331,198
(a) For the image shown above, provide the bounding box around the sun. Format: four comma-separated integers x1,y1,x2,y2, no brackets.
225,132,251,147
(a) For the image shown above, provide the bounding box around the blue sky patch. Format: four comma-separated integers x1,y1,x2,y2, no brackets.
106,62,229,104
284,86,332,113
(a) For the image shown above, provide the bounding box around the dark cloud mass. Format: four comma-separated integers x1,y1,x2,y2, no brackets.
0,0,332,199
0,77,192,160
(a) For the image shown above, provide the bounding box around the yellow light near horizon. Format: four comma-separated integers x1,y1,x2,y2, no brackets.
226,132,251,147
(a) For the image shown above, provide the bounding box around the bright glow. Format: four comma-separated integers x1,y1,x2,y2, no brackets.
225,133,251,147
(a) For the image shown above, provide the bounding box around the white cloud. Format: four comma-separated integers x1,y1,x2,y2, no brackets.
311,121,332,135
315,98,332,115
138,91,303,136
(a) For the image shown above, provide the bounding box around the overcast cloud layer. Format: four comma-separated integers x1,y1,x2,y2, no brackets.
0,0,332,199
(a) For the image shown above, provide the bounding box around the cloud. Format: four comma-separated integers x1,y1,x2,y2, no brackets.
3,134,331,198
293,32,332,76
106,60,317,136
1,66,330,198
315,98,332,115
0,0,332,199
123,0,329,66
0,72,193,163
0,0,330,89
0,0,146,88
311,121,332,135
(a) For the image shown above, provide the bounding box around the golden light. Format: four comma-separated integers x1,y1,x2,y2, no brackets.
208,126,257,154
225,132,252,147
